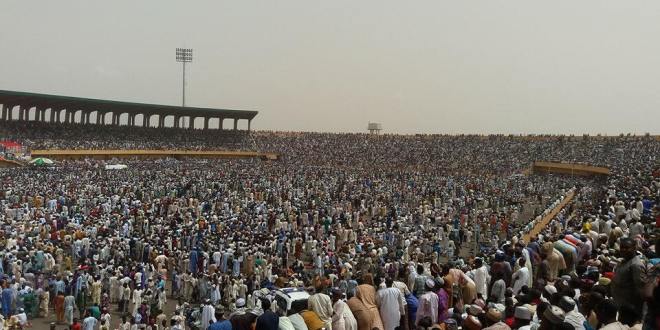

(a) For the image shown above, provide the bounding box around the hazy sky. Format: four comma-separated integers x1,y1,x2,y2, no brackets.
1,1,659,134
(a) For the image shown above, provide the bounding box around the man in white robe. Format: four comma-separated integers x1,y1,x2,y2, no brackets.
200,300,216,330
511,258,530,295
132,286,143,315
376,279,405,330
109,274,120,303
472,258,489,297
331,289,357,330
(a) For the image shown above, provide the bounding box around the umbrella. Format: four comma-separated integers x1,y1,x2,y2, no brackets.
29,157,54,166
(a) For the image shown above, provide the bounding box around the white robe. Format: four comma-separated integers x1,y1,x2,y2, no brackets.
132,289,143,315
521,249,534,288
201,304,216,330
308,293,333,330
376,288,404,330
332,300,358,330
511,267,530,295
473,265,489,297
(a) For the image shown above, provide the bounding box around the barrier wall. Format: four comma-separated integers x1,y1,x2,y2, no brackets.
30,149,279,161
532,161,610,176
0,158,24,168
523,190,575,242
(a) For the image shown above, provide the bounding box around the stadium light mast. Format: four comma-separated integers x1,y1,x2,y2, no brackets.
176,48,193,107
176,48,193,126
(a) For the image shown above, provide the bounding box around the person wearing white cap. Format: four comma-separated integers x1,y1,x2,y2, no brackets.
513,305,533,330
558,296,585,330
415,279,438,326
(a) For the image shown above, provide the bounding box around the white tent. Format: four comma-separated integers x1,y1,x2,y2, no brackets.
105,164,128,170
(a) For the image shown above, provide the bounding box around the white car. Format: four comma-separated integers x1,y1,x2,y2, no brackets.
273,287,310,314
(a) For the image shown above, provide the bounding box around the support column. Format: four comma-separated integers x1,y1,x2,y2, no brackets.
204,117,209,130
1,105,7,121
143,114,149,127
97,112,104,125
248,119,251,131
188,117,195,129
174,116,180,128
233,118,238,130
219,117,224,130
158,116,165,128
39,108,45,122
50,109,56,122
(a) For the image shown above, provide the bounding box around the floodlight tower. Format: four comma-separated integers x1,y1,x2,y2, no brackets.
176,48,193,127
176,48,193,107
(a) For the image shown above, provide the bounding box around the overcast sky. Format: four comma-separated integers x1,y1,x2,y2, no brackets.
1,1,659,134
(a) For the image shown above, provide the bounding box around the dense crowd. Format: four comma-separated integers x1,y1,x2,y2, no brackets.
0,122,658,330
0,122,251,151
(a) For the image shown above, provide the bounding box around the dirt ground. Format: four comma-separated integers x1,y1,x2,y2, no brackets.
26,298,179,330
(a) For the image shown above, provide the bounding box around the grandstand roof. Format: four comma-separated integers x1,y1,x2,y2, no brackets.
0,90,258,120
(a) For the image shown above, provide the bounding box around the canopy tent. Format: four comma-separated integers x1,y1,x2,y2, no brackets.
29,157,54,166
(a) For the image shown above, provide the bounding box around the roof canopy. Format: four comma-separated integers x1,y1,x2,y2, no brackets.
0,90,258,120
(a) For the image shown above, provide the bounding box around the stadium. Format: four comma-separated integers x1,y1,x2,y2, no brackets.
0,88,658,330
1,2,659,330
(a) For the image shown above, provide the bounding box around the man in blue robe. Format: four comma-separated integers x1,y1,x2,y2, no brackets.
2,286,14,316
190,249,199,274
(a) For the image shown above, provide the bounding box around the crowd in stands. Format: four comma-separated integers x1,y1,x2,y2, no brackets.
0,120,657,330
0,122,251,151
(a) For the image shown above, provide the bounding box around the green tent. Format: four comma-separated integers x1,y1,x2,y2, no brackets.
29,157,55,166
